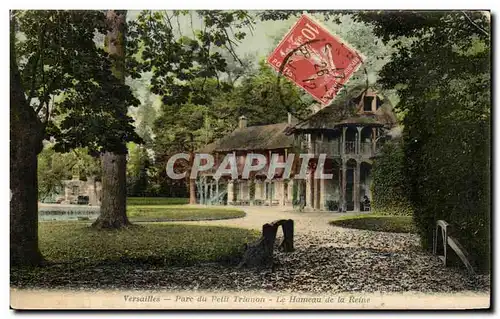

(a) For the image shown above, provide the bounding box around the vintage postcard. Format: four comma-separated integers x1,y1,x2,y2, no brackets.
9,8,491,310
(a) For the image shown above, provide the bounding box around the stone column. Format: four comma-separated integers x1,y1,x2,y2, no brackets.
249,179,255,205
204,178,208,204
209,180,213,204
239,180,244,200
287,180,294,206
197,179,202,204
357,127,362,155
215,179,219,205
354,162,361,211
227,180,234,205
320,178,327,211
255,181,261,200
341,127,346,156
268,181,273,206
341,161,347,212
263,181,267,201
245,180,250,201
314,177,320,210
306,168,313,209
276,181,281,206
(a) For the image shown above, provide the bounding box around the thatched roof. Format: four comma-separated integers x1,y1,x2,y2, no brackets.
199,122,293,153
290,85,397,132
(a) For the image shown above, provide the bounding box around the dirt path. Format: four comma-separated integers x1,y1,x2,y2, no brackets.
164,205,490,294
175,204,359,234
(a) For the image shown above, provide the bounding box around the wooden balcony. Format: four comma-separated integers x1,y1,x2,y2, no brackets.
296,139,378,158
314,140,341,157
345,141,356,154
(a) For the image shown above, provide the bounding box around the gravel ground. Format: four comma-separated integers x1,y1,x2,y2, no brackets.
13,206,490,293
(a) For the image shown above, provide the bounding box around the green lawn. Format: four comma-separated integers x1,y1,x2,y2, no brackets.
127,205,245,221
38,222,259,266
329,214,417,234
127,197,189,206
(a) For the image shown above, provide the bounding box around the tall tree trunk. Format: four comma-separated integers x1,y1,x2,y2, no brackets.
92,10,130,229
10,14,44,266
92,152,130,228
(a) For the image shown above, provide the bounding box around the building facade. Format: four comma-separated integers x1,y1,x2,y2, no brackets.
197,86,397,211
289,86,397,211
197,116,296,207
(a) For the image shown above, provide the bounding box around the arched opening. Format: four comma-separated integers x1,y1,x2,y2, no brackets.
360,162,372,202
345,159,357,211
345,127,358,154
323,159,341,211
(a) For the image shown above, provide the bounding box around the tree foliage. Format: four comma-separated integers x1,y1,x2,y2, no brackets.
356,11,490,271
38,146,101,201
15,10,141,155
11,10,143,264
127,10,254,106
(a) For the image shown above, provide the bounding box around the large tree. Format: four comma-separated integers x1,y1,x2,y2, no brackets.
91,10,132,229
10,10,140,266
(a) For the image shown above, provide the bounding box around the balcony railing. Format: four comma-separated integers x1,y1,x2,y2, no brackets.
345,141,356,154
297,139,377,157
314,140,340,157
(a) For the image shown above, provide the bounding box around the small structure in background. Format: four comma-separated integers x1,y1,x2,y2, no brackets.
52,165,102,206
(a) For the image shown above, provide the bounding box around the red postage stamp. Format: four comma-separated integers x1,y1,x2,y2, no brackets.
267,14,365,106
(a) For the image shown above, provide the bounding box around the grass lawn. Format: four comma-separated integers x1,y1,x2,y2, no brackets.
329,214,417,234
127,205,245,221
127,197,189,206
38,222,259,266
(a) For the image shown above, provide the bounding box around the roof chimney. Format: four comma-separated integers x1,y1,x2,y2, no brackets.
238,115,247,129
287,112,292,125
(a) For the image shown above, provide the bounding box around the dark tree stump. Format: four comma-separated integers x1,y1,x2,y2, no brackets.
278,219,294,252
238,219,294,268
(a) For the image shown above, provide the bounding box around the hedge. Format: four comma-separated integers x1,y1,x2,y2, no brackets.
371,141,413,216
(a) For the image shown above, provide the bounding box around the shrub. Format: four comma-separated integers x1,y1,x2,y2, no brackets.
405,119,490,272
325,200,339,211
371,141,413,216
126,197,188,206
